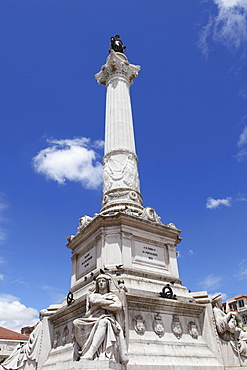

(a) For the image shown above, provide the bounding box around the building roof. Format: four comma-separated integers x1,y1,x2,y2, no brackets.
0,326,28,341
234,295,247,299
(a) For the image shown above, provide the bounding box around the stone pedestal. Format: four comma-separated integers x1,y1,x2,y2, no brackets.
40,213,229,370
57,360,125,370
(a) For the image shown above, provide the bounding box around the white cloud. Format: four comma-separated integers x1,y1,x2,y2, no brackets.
32,137,103,189
236,260,247,280
236,148,247,160
206,196,232,209
92,139,104,149
0,294,39,332
206,193,247,209
236,192,247,201
237,126,247,146
198,274,224,290
236,126,247,160
199,0,247,57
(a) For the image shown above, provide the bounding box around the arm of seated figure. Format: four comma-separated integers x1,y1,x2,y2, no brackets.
89,292,122,311
101,293,122,311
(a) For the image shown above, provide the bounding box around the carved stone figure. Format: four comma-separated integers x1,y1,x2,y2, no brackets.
171,315,183,339
73,274,128,364
109,35,126,54
212,294,247,357
153,314,165,338
133,315,146,335
140,207,161,224
188,321,199,339
77,215,93,232
1,321,43,370
62,326,69,345
212,294,238,340
53,330,61,348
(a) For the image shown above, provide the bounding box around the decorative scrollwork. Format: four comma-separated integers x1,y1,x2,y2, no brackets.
129,191,138,200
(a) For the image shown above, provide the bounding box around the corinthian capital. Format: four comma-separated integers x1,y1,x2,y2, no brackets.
95,49,141,86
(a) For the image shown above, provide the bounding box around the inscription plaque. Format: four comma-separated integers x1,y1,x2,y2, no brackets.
78,247,96,277
133,240,167,270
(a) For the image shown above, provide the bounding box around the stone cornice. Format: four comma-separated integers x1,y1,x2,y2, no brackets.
126,292,205,317
66,212,182,251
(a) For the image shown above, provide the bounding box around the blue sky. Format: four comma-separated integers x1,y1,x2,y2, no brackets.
1,0,247,332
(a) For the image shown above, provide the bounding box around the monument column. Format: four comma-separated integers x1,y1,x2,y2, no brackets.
95,45,143,215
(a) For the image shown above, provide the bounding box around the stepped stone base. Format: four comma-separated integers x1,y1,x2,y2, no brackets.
56,360,125,370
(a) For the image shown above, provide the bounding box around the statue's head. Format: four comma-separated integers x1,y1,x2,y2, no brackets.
95,274,111,293
228,315,237,333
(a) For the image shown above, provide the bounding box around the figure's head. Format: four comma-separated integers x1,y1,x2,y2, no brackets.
228,315,237,333
95,274,111,293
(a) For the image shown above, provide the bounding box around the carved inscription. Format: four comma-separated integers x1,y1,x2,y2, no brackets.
142,245,158,260
133,240,167,270
78,247,96,276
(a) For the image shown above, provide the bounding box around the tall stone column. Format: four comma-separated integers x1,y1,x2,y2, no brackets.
95,50,143,215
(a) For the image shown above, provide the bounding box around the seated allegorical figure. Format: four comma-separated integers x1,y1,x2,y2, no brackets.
73,273,128,365
212,293,247,357
212,294,237,338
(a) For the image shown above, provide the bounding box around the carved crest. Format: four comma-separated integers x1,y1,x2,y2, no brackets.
171,315,183,339
188,321,199,339
133,315,146,335
153,314,165,338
